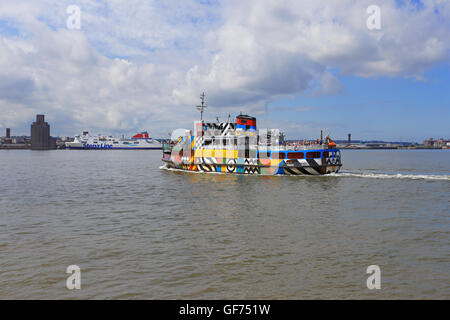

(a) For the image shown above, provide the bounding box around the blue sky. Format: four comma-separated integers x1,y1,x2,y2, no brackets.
0,0,448,142
262,64,450,141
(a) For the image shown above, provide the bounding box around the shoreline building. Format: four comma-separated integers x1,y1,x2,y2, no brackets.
4,128,12,144
30,114,56,150
0,128,29,149
423,137,449,148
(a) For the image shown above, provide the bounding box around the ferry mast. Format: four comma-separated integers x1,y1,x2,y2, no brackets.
196,92,208,121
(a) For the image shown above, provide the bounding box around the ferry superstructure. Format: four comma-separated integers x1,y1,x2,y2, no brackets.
66,131,162,150
162,96,342,175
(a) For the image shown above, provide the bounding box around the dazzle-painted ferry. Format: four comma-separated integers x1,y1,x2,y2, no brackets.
66,131,162,150
162,95,342,175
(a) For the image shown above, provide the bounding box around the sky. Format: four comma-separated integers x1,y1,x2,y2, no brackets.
0,0,449,142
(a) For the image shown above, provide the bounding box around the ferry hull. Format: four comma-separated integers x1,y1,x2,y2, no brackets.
163,162,341,175
162,149,342,176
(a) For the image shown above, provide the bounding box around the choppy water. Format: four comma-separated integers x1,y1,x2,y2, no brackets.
0,149,449,299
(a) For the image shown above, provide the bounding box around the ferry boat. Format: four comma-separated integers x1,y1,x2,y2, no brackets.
66,131,162,150
162,95,342,175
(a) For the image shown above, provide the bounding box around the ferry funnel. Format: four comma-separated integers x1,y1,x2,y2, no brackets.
236,115,256,131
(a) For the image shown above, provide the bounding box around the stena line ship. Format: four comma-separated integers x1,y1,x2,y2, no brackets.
162,94,342,175
66,131,162,150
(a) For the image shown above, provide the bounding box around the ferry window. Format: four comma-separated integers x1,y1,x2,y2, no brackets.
113,142,118,144
134,141,139,144
306,152,321,159
287,152,303,159
322,151,329,158
272,152,286,159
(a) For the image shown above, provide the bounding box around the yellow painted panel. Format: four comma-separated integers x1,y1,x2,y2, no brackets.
203,149,213,157
225,150,238,159
194,149,203,158
215,149,225,158
196,149,238,159
270,159,282,166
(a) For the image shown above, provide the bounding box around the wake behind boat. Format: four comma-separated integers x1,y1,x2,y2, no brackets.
66,131,162,150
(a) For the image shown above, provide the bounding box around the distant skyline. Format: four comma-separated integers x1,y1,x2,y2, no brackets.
0,0,449,141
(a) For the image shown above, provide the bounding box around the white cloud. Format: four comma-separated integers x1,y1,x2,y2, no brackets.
0,0,449,137
181,0,450,109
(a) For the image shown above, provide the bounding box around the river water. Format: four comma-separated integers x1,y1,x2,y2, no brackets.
0,149,449,299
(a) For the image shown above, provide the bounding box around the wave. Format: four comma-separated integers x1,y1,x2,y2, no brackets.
333,172,450,181
160,165,449,181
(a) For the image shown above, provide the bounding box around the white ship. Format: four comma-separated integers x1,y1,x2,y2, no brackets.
65,131,162,150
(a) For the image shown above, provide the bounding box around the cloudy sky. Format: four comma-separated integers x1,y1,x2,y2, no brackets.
0,0,449,141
